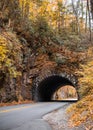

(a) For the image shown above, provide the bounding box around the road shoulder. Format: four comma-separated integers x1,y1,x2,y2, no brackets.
43,103,84,130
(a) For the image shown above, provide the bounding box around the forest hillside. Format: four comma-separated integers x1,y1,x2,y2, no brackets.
0,0,93,128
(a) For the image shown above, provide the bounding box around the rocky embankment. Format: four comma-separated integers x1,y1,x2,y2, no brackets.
0,30,86,103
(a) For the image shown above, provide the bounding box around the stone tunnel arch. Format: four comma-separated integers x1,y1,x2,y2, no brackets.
32,74,78,101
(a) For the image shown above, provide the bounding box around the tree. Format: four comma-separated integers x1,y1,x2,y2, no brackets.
87,0,92,41
71,0,81,34
90,0,93,19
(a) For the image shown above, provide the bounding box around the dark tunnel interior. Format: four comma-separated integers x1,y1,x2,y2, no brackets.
33,75,78,101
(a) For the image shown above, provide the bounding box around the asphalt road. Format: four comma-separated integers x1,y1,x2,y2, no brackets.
0,102,69,130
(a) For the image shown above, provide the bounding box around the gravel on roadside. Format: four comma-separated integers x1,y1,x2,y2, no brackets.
43,103,85,130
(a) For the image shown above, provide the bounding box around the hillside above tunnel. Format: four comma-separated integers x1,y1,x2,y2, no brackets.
0,29,90,103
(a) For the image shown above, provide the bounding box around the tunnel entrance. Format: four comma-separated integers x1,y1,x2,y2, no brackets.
33,75,78,101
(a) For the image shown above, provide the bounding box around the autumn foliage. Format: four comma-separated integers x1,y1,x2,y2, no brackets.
0,32,22,78
0,1,93,128
67,48,93,129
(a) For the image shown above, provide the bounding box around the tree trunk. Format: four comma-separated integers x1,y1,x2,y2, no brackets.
90,0,93,19
87,0,92,41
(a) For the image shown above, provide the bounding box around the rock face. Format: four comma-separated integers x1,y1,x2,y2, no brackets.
0,51,78,102
0,31,81,103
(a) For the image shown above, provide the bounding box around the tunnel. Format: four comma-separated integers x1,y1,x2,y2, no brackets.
33,75,78,102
